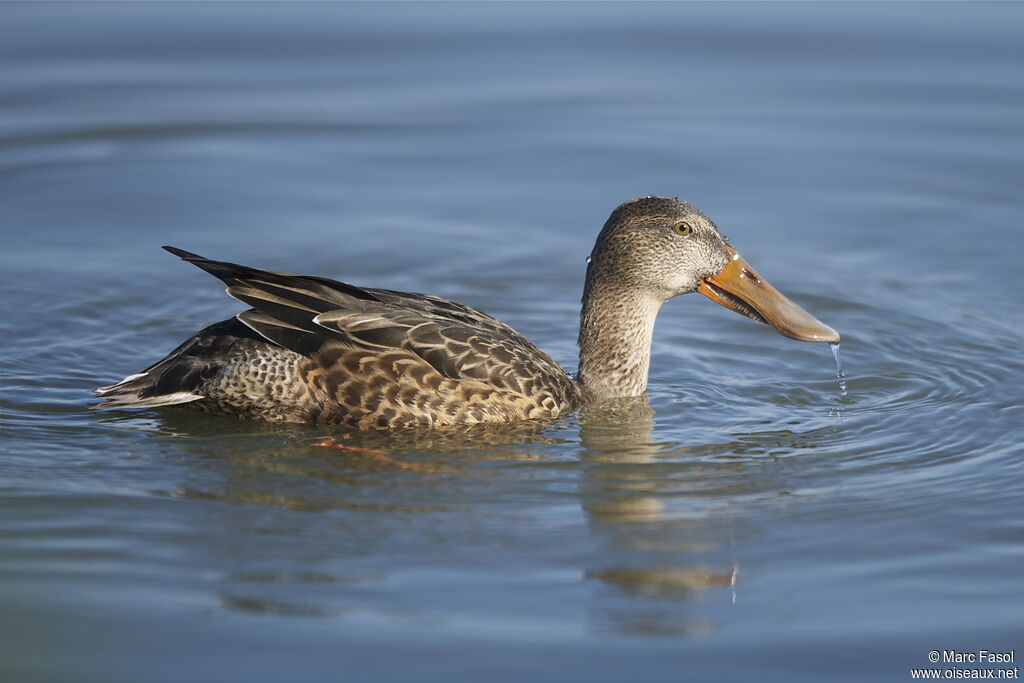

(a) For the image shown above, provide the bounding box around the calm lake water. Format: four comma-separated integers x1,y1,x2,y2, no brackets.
2,3,1023,682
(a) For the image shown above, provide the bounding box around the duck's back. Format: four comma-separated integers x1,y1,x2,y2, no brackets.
94,249,580,429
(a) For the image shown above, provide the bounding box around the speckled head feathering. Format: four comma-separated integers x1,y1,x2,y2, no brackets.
94,196,839,428
585,196,731,300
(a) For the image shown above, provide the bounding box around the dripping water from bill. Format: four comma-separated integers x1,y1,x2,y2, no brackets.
830,342,847,396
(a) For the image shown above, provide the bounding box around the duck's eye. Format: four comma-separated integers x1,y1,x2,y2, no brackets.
673,221,693,236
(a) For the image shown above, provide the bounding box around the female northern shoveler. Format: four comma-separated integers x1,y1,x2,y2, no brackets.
95,196,839,429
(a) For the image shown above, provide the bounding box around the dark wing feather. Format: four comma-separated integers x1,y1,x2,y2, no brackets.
163,247,575,399
164,245,375,355
162,246,377,303
234,309,321,356
369,288,526,337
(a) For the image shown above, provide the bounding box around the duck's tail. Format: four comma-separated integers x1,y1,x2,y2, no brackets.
92,317,256,411
93,372,203,410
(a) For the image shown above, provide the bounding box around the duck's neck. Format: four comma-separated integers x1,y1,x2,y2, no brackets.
577,279,663,401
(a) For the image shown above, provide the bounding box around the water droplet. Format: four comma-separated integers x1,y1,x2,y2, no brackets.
830,342,847,396
585,256,592,264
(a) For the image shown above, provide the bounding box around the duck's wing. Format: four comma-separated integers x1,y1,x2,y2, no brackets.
162,247,573,397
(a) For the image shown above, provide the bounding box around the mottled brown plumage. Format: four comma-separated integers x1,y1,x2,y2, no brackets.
95,247,580,428
94,197,838,428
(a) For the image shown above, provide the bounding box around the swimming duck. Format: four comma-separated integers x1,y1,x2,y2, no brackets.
94,196,839,428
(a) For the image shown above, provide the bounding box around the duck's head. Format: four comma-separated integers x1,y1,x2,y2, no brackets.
587,196,839,343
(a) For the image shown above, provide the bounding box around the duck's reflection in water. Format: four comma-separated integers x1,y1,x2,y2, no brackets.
140,404,833,632
141,410,587,620
578,397,739,637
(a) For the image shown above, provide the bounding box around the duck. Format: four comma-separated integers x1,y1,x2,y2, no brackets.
94,196,839,429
